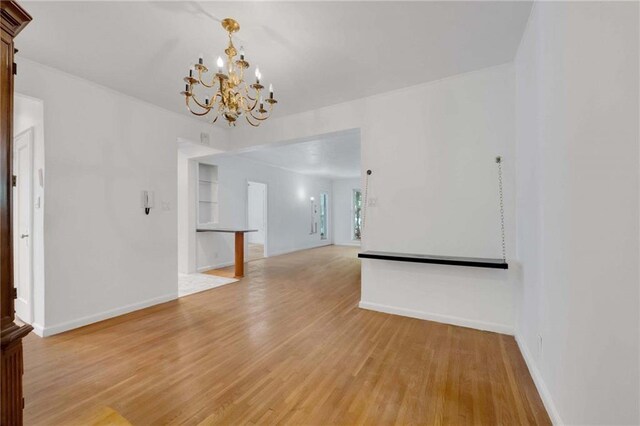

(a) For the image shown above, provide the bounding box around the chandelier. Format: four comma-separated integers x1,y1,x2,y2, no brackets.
181,18,277,127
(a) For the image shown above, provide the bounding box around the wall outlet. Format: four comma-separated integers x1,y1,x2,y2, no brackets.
214,252,218,259
368,197,378,207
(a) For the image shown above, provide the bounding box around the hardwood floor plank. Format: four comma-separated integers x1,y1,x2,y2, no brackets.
22,246,550,425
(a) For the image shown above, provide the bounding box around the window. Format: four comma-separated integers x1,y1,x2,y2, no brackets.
352,189,362,240
320,193,328,240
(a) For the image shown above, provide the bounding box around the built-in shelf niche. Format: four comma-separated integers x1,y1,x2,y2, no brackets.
198,163,219,226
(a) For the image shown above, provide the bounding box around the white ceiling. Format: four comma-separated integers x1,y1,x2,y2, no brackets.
205,130,361,179
17,1,532,120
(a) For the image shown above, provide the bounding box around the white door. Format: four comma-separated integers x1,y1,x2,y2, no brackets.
247,182,266,245
13,129,33,324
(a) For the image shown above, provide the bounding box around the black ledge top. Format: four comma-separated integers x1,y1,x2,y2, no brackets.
358,251,508,269
196,228,258,233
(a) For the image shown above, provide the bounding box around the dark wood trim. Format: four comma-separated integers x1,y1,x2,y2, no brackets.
1,21,13,332
358,251,509,269
0,1,31,38
1,2,31,424
1,339,26,425
1,323,32,347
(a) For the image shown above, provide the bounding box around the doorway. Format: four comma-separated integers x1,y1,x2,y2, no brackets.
247,181,267,261
320,192,328,240
13,128,33,324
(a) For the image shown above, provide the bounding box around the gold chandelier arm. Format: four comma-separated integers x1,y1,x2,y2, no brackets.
192,91,222,110
212,99,226,123
249,110,271,121
186,96,212,116
247,92,260,112
245,114,260,127
241,82,258,102
238,90,257,115
197,68,219,88
191,94,210,110
248,101,274,121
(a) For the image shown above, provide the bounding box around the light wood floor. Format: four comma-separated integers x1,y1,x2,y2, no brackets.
23,245,550,425
248,243,265,262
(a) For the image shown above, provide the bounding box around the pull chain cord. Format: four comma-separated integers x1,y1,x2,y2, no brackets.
362,170,372,235
496,157,506,261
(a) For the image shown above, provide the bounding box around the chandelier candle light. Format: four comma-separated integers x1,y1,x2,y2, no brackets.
181,18,277,127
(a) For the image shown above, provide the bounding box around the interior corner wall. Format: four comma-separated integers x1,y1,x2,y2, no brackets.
14,58,227,335
227,63,517,334
332,178,360,246
195,156,332,271
514,2,639,424
177,152,197,274
13,94,45,332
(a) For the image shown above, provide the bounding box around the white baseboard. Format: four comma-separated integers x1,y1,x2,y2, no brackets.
31,322,45,337
268,242,333,258
40,293,178,337
197,243,333,271
358,301,514,335
197,260,234,272
515,334,563,425
334,242,361,247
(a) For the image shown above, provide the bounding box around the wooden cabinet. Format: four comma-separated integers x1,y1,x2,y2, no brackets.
1,2,31,424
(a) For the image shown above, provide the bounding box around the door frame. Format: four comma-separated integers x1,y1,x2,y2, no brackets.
246,180,268,258
12,127,34,324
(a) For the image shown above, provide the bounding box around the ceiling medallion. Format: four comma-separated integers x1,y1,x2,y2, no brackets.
181,18,277,127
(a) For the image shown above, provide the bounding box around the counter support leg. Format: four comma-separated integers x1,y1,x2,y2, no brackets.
235,232,245,277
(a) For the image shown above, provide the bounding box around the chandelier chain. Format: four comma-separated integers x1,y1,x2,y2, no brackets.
496,157,506,261
362,170,371,235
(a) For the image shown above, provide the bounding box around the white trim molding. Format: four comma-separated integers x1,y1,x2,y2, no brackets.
31,322,45,337
358,301,514,335
38,293,178,337
267,242,333,258
515,334,563,425
197,260,235,273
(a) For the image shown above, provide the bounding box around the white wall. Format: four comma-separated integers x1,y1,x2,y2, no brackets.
13,94,45,331
332,178,360,246
177,152,197,274
514,3,639,425
15,58,226,335
227,64,516,333
195,155,332,271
